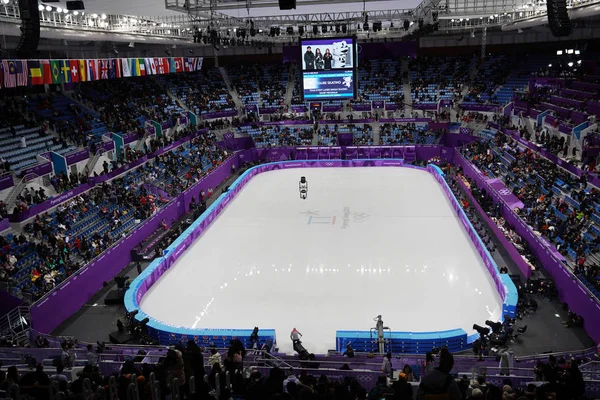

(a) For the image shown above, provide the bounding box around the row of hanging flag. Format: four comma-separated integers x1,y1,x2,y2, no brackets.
0,57,204,89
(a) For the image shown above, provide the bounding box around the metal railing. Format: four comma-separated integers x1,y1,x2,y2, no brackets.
0,306,31,347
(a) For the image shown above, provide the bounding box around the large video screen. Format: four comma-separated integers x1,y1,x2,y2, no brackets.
300,37,357,100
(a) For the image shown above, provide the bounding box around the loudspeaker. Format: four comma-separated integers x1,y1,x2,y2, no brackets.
278,0,295,10
66,0,85,10
15,0,40,57
546,0,572,37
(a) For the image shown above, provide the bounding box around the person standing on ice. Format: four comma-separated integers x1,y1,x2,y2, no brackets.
290,328,302,344
299,177,308,200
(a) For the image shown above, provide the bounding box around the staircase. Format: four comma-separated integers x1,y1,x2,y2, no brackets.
5,173,45,211
312,127,319,146
219,67,244,116
521,111,535,137
154,77,191,113
284,63,296,107
401,59,412,108
372,121,381,145
85,149,105,174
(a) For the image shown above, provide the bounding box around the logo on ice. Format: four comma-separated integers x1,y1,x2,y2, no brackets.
300,208,368,227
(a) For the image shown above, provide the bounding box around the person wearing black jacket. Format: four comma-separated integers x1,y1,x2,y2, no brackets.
304,47,315,70
324,48,333,70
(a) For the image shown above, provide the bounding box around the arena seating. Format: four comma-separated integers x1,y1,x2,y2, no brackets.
380,123,441,145
464,55,512,104
358,58,404,105
2,130,226,300
0,125,75,172
26,93,110,148
160,69,236,116
409,56,473,105
461,133,600,271
236,125,313,147
229,65,262,106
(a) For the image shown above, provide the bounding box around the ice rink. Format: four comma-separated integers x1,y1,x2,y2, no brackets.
139,167,503,354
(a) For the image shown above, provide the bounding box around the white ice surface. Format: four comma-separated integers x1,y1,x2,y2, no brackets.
139,167,503,354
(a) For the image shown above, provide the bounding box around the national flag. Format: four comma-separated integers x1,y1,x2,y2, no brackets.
196,57,203,71
138,59,146,76
169,58,176,73
174,57,184,73
28,60,43,86
15,61,28,87
150,58,158,75
87,59,98,81
4,60,16,88
69,60,79,83
0,62,4,89
60,60,72,83
50,60,61,84
184,58,192,72
143,58,152,75
109,59,117,79
121,58,131,77
162,58,171,74
41,60,52,84
114,59,122,78
99,59,109,79
131,59,140,77
79,60,87,82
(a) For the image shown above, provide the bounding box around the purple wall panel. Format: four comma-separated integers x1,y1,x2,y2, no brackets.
22,162,53,177
0,174,14,190
65,149,90,166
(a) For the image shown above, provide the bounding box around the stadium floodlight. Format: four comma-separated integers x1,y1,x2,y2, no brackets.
38,4,44,10
548,64,552,67
575,50,580,55
556,50,563,55
45,5,52,11
577,60,582,65
568,62,573,67
567,49,574,54
56,7,62,12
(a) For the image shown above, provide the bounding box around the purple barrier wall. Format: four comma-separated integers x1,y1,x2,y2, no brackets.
21,162,53,177
65,149,90,166
202,110,237,119
379,118,430,123
352,104,371,112
551,95,584,108
258,107,280,114
338,133,353,146
460,103,499,112
559,123,573,134
9,183,93,222
412,103,438,110
123,132,138,145
457,178,532,279
30,157,238,334
456,152,600,342
100,141,115,152
0,174,14,190
0,218,10,232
